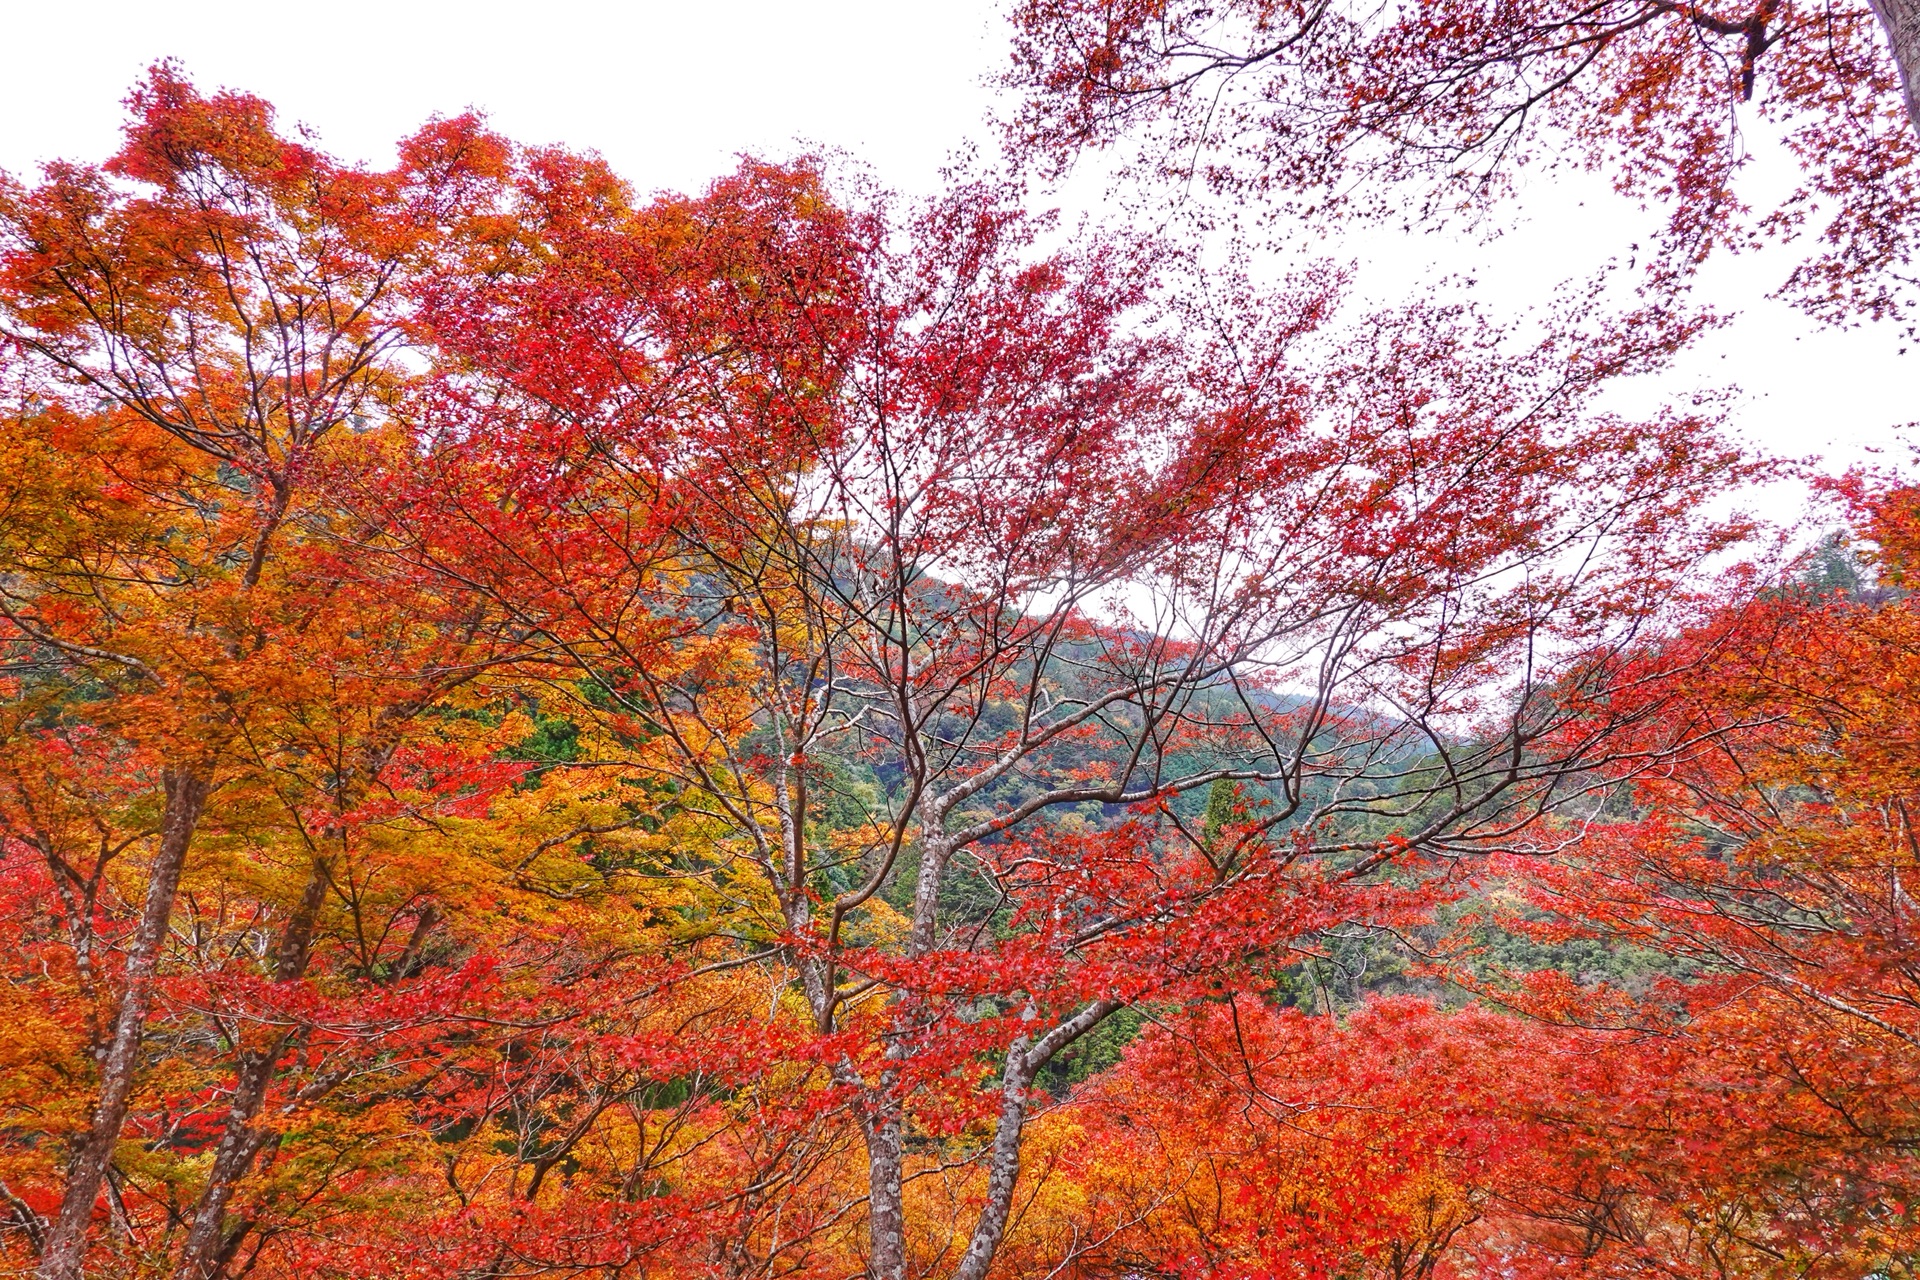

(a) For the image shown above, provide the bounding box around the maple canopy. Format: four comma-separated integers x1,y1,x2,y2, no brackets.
1006,0,1920,321
0,60,1912,1280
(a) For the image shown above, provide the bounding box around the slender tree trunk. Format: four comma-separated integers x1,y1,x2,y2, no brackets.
855,827,949,1279
950,1042,1039,1280
906,835,952,958
1870,0,1920,138
171,1049,281,1279
952,1001,1121,1280
862,1110,908,1280
174,853,331,1280
37,770,210,1280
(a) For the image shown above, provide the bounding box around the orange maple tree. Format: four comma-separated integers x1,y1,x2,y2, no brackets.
0,68,546,1280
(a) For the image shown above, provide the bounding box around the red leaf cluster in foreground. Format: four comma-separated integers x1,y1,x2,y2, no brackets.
0,65,1911,1280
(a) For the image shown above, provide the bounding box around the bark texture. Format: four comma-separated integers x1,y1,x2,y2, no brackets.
862,1114,908,1280
1870,0,1920,137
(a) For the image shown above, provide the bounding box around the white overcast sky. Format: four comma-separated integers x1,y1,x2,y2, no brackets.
0,0,1909,484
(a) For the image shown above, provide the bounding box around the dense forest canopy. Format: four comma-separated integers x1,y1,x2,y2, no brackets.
0,9,1915,1276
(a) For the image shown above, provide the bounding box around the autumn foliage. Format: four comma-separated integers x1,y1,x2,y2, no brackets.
1006,0,1920,320
0,56,1914,1280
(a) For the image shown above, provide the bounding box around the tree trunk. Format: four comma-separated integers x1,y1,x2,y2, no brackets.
907,835,952,958
862,1111,908,1280
37,770,210,1280
1870,0,1920,139
949,1042,1038,1280
952,1001,1121,1280
171,1047,282,1279
173,854,332,1280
